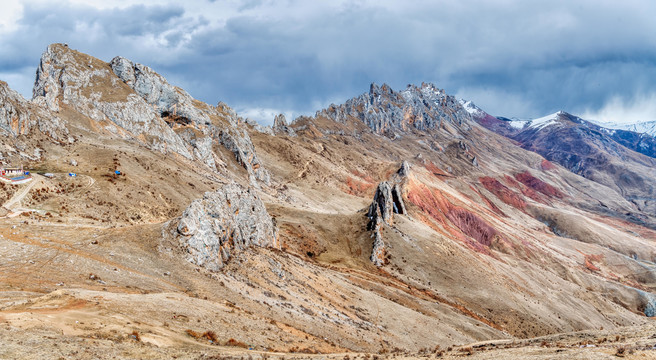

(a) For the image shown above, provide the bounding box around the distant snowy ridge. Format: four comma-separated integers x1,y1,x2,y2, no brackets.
460,98,656,137
499,111,566,131
588,119,656,137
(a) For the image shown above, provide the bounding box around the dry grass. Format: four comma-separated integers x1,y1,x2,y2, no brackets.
225,338,248,348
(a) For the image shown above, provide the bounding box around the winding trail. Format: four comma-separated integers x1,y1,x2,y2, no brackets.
3,175,41,213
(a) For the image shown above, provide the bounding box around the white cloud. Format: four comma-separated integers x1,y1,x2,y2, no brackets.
0,2,23,35
237,107,298,127
455,87,537,119
582,93,656,124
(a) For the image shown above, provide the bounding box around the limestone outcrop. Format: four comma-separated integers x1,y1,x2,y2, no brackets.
110,55,270,185
218,126,270,185
174,182,279,271
109,56,211,127
366,163,408,266
273,113,295,136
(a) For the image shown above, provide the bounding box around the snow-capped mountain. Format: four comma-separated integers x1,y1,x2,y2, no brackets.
458,99,486,119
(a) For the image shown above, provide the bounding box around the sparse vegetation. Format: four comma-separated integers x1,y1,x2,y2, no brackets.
130,330,141,342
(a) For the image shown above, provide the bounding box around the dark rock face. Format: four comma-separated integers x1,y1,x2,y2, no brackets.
608,129,656,159
367,182,406,228
366,163,408,266
317,83,472,136
174,182,279,271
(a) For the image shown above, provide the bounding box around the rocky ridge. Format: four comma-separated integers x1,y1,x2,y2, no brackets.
110,56,271,186
32,44,194,158
317,82,471,136
32,44,270,186
4,44,656,357
472,110,656,216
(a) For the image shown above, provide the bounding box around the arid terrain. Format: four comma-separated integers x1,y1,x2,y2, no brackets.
1,44,656,359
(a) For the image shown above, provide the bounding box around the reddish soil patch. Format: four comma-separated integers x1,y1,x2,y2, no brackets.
581,253,604,272
503,174,544,203
407,181,504,256
514,171,564,199
424,161,451,177
469,185,506,217
344,176,375,196
406,183,450,224
475,114,503,127
584,257,600,272
350,169,375,183
479,177,526,210
540,159,556,171
446,208,499,247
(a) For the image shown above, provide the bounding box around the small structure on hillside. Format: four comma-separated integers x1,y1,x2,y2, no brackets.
0,165,33,184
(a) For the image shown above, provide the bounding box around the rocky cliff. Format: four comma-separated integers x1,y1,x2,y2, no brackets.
366,162,408,266
0,81,68,141
32,44,194,158
109,55,270,185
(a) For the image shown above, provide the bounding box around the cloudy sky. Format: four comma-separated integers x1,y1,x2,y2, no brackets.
1,0,655,125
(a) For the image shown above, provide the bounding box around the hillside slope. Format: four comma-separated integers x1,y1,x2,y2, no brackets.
1,44,656,358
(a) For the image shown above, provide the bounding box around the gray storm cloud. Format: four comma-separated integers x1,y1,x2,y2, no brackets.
1,0,655,125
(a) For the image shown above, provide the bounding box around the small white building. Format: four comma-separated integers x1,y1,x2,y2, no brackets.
0,165,32,184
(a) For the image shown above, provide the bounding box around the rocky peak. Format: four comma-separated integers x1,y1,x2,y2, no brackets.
272,113,295,136
273,113,287,128
31,44,194,157
397,160,411,177
317,82,472,137
170,182,279,271
110,55,271,186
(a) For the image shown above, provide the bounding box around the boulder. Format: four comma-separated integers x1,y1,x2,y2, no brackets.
174,182,279,271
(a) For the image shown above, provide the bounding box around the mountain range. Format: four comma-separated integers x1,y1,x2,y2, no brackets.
1,44,656,359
